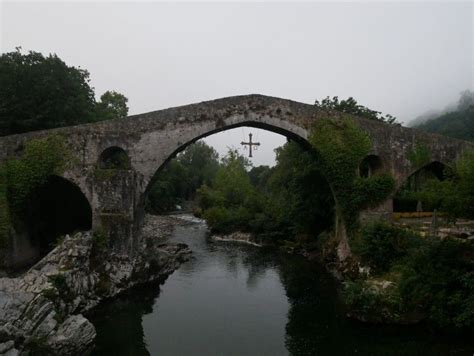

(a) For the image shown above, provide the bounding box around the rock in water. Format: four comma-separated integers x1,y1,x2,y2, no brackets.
0,222,191,354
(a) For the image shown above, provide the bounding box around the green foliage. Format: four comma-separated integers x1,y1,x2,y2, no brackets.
354,221,419,273
266,142,335,239
408,141,431,169
198,149,263,234
403,151,474,219
0,48,129,136
48,274,74,303
0,48,96,136
315,96,397,124
95,90,129,120
0,135,68,246
146,141,220,213
398,239,474,330
350,220,474,332
92,228,110,252
0,168,11,247
352,174,396,211
343,280,405,322
309,118,394,231
4,135,69,217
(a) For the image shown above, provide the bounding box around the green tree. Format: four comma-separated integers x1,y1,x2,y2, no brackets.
315,96,397,124
198,149,264,234
0,48,129,136
265,142,334,239
95,90,129,120
0,48,96,136
146,141,220,213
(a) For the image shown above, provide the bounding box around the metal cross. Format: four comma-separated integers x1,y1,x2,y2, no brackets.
240,133,260,158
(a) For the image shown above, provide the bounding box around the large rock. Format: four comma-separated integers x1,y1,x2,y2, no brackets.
0,220,191,355
45,315,96,355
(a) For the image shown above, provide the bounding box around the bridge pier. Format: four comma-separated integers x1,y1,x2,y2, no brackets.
91,169,139,255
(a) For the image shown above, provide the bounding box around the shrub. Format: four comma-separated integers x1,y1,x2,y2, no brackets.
343,279,405,323
399,239,474,330
354,221,419,273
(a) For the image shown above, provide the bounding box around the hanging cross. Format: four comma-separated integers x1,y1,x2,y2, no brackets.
240,133,260,158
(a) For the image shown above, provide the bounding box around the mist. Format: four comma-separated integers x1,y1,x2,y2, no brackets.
1,1,472,165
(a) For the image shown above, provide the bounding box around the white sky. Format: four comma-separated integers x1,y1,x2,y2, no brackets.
1,1,473,166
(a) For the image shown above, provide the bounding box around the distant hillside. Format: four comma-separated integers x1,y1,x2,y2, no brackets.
411,90,474,142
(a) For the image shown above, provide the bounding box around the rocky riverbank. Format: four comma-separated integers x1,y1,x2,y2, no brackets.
0,215,191,355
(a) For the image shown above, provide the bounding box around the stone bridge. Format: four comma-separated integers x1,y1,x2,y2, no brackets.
0,94,472,264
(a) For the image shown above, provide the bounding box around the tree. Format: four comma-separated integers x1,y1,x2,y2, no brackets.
0,48,96,136
95,90,129,120
0,48,129,136
197,149,264,234
315,96,397,124
265,142,334,239
146,141,220,213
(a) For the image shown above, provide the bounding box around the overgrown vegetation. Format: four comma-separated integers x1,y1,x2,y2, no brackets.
395,150,474,219
346,220,474,332
0,135,69,244
309,118,395,233
353,222,420,274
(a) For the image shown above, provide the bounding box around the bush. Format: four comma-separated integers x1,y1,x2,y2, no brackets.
343,279,405,323
354,221,419,273
399,239,474,330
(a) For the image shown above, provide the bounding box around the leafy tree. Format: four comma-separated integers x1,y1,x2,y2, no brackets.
0,48,128,136
248,165,272,191
146,160,188,213
265,142,334,239
315,96,397,124
95,90,129,120
198,149,264,234
146,141,219,213
0,48,96,135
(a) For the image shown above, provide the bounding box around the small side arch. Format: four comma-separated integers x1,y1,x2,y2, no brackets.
393,161,452,212
98,146,131,169
21,175,93,254
359,154,384,178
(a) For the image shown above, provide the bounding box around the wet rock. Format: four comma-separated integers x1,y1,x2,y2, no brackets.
0,341,15,354
45,315,95,355
0,215,192,355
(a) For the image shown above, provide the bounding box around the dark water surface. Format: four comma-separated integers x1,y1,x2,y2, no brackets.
90,217,473,356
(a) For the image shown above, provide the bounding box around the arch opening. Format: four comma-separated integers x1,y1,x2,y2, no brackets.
99,146,131,169
359,155,383,178
138,124,336,246
393,161,451,213
21,175,92,256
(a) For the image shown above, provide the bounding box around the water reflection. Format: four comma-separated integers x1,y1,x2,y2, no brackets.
90,219,474,356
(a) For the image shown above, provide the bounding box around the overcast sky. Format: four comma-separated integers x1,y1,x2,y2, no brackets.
1,1,472,166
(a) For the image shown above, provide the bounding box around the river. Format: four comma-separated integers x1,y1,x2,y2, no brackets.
90,216,473,355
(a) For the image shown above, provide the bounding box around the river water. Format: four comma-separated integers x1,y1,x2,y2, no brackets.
90,217,473,355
